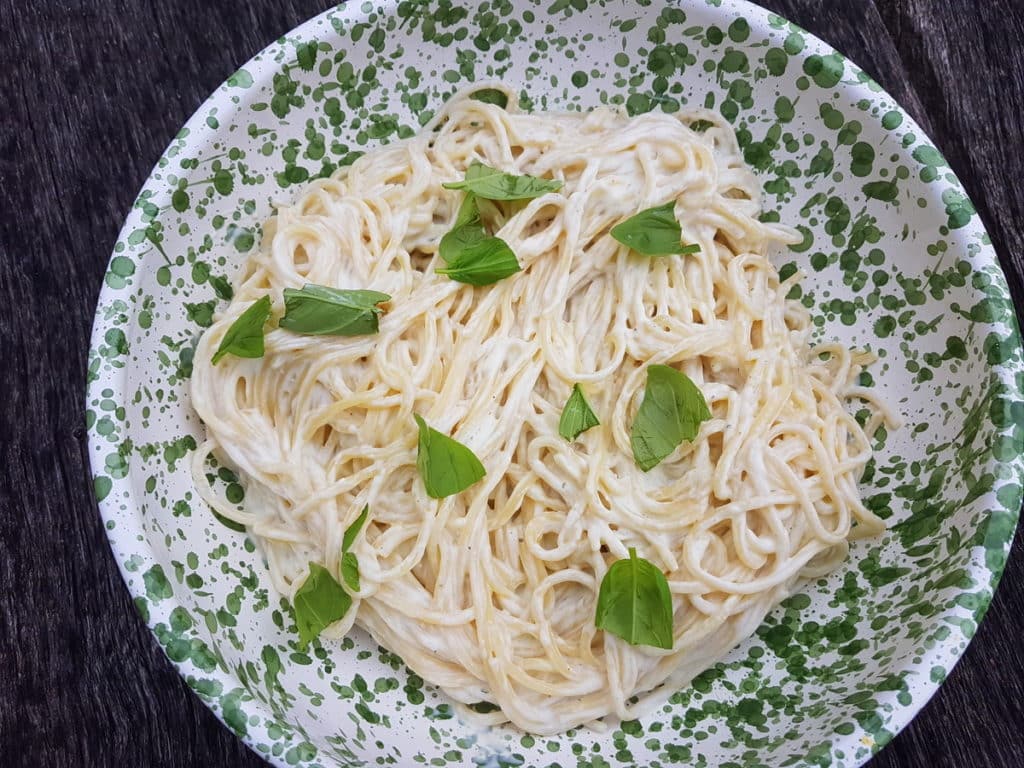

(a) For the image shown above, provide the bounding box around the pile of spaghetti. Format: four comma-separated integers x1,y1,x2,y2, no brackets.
191,84,889,734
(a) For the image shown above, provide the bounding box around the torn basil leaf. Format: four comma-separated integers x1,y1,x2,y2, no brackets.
595,547,674,650
437,237,521,286
280,284,390,336
211,295,272,364
558,384,600,441
341,552,360,592
342,505,369,552
338,506,369,593
438,194,522,285
443,161,562,201
610,202,701,256
414,414,486,498
292,562,351,647
630,364,711,471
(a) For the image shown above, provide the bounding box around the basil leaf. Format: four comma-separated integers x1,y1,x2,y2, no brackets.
442,161,562,200
440,195,488,264
437,236,521,286
610,202,701,256
342,505,369,552
211,295,272,364
280,284,390,336
439,223,489,264
292,562,352,647
630,364,711,471
414,414,486,498
341,551,360,592
558,384,600,441
453,192,483,228
595,547,674,649
470,88,509,109
438,194,521,286
339,506,366,593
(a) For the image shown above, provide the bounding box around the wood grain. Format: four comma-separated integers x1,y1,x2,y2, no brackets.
1,0,1021,765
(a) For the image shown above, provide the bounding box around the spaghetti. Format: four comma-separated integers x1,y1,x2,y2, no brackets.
190,84,891,734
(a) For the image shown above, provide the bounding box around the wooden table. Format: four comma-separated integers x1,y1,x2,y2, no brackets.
2,1,1022,765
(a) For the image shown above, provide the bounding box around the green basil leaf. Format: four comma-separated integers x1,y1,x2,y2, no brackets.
442,161,562,200
453,192,482,228
438,194,521,286
610,202,701,256
558,384,600,441
595,547,674,650
470,88,509,109
341,552,360,592
437,236,521,286
630,364,711,471
415,414,486,498
342,505,369,552
439,222,489,264
292,562,352,647
211,295,272,364
338,505,367,594
280,284,391,336
439,196,488,264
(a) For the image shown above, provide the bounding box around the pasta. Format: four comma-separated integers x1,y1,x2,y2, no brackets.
190,83,892,735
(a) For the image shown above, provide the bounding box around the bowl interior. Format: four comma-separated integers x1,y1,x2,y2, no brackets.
87,1,1023,766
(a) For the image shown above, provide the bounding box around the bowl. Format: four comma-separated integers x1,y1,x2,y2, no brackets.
86,1,1024,765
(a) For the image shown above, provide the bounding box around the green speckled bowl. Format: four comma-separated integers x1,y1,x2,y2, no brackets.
86,1,1023,766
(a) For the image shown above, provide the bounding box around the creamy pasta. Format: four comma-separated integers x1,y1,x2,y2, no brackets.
190,83,891,735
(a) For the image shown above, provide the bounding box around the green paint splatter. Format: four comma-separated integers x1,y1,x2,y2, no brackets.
143,565,172,602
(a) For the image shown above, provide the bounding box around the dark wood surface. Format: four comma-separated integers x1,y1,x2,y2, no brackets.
2,0,1022,765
